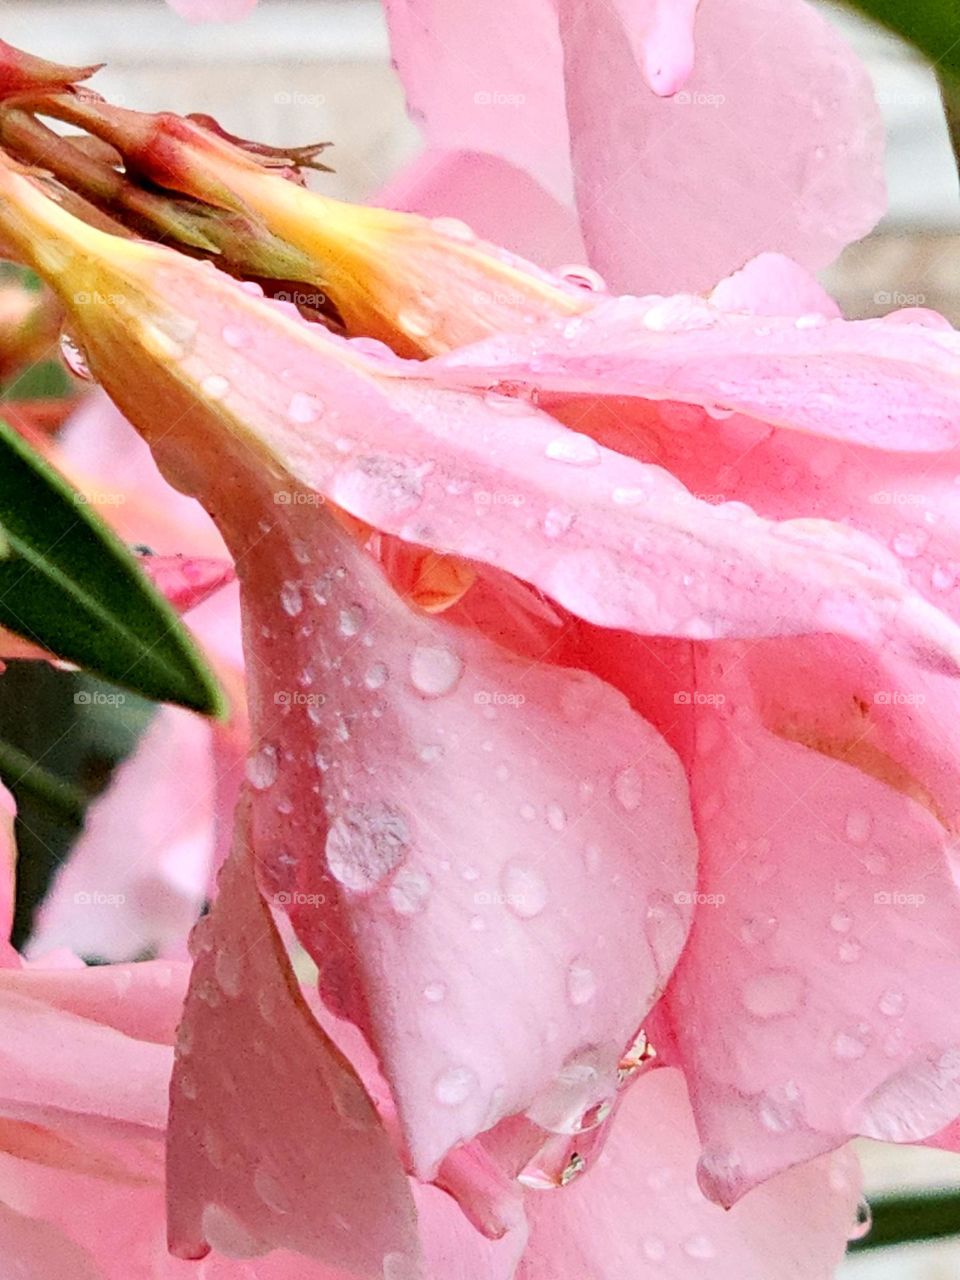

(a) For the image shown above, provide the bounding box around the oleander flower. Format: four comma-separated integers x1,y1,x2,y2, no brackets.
3,137,960,1280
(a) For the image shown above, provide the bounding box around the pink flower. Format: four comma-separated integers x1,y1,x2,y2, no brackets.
2,138,960,1278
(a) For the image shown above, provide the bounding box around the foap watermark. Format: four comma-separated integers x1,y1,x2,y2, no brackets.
76,491,127,507
869,491,924,506
474,90,526,107
73,290,126,306
674,690,726,706
674,890,726,907
74,890,126,906
275,289,328,309
875,890,926,908
873,690,926,707
274,490,325,506
474,490,525,508
674,89,726,107
75,690,126,706
274,90,327,108
875,290,927,307
273,890,327,907
474,690,526,707
274,690,327,708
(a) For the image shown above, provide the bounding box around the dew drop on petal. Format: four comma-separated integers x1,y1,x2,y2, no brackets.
613,765,644,811
60,333,94,380
423,981,446,1004
566,958,597,1006
501,862,548,919
832,1030,869,1061
202,373,230,400
254,1166,292,1214
213,948,242,998
288,392,324,424
388,869,432,916
848,1198,873,1242
325,804,411,891
409,644,463,697
280,581,303,617
337,604,365,638
682,1234,716,1260
364,662,389,691
555,263,606,292
246,743,278,790
844,808,872,845
434,1066,477,1106
741,970,804,1019
545,433,602,467
878,988,906,1017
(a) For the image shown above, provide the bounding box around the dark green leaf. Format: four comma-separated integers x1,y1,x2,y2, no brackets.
848,1188,960,1252
840,0,960,84
0,417,224,715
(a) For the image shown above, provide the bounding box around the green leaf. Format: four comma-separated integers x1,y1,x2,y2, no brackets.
0,417,224,715
848,1188,960,1252
840,0,960,84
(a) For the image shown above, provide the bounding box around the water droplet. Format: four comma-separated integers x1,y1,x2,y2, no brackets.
546,803,566,831
431,215,475,242
838,938,862,963
222,325,246,348
501,862,548,918
739,914,778,945
214,948,242,998
364,662,388,690
280,581,303,617
545,433,601,467
388,869,431,916
878,988,906,1017
832,1030,868,1060
848,1197,872,1242
200,1204,267,1259
423,981,446,1003
202,373,230,400
682,1234,716,1260
288,392,324,424
544,507,576,538
398,308,435,340
409,644,463,697
642,1237,667,1262
326,804,411,891
830,910,853,934
741,970,804,1019
434,1065,477,1106
932,563,957,593
254,1166,292,1213
555,263,606,292
179,1070,198,1100
613,765,643,811
60,333,93,381
246,743,278,790
483,389,536,415
845,808,872,845
567,958,597,1006
892,529,929,559
338,604,365,637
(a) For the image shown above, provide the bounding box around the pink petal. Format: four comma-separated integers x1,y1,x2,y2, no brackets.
557,0,885,293
28,706,218,963
136,552,235,613
709,253,841,319
384,0,572,202
239,509,696,1176
166,817,422,1276
518,1066,860,1278
437,295,960,452
376,149,586,269
653,638,960,1202
0,1200,101,1280
61,253,960,676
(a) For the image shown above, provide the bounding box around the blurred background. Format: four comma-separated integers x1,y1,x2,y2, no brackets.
2,0,960,1273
